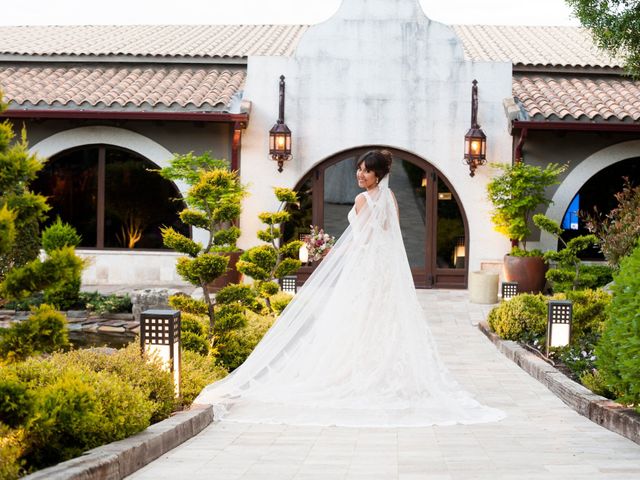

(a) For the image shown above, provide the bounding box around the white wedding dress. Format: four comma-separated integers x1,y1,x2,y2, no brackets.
195,177,505,427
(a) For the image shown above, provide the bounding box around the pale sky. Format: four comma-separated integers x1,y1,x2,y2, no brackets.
1,0,579,26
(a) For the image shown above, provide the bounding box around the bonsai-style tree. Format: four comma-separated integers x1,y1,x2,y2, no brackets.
487,161,565,252
236,187,303,312
533,213,598,292
0,98,50,280
158,152,247,335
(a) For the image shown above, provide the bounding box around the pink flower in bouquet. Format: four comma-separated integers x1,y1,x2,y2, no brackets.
305,225,336,262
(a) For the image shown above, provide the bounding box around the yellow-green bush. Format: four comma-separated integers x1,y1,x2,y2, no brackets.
0,424,25,480
0,304,68,362
216,311,274,370
487,293,547,341
178,350,227,408
270,291,293,314
52,343,174,423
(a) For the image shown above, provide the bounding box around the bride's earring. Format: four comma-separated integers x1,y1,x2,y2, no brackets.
376,178,379,184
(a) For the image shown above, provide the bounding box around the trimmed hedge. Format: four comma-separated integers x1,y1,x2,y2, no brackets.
487,293,547,342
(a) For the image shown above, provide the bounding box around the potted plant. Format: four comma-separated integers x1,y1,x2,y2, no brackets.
487,161,565,293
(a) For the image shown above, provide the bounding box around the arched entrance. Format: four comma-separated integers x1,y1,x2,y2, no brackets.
558,157,640,259
283,147,469,288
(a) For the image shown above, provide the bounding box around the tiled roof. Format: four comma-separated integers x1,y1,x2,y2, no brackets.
513,75,640,122
0,25,308,59
0,24,623,68
452,25,623,68
0,65,245,111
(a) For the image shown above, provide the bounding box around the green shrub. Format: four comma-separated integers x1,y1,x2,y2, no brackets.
579,369,616,399
181,312,208,336
270,292,293,314
487,293,547,341
41,217,81,254
579,264,614,289
43,276,81,311
596,241,640,412
182,331,210,356
563,289,611,339
0,218,41,282
0,424,25,480
0,203,16,257
79,291,132,314
0,305,68,362
169,294,208,315
216,311,274,371
0,374,33,428
25,367,153,469
54,343,175,423
178,350,227,408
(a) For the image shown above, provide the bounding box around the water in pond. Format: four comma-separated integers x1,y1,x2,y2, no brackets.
69,331,136,349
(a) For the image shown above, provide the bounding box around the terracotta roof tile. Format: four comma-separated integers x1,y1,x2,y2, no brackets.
0,65,245,110
452,25,623,68
513,75,640,121
0,25,308,58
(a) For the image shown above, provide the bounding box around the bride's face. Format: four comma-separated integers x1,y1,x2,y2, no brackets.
356,162,377,190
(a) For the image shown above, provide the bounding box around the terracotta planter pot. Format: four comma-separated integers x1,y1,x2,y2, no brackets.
503,254,548,293
206,251,242,293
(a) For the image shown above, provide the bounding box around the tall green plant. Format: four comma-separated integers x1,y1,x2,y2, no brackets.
158,152,247,336
487,162,565,251
596,241,640,412
236,187,303,312
0,97,50,280
533,213,598,292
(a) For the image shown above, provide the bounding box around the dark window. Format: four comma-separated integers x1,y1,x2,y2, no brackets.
33,145,189,249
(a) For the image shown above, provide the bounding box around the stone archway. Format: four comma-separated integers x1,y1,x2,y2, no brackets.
285,146,470,288
30,126,188,197
540,140,640,251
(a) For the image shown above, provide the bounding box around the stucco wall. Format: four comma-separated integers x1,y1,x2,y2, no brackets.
238,0,513,272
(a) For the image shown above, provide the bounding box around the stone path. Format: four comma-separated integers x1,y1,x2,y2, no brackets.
127,290,640,480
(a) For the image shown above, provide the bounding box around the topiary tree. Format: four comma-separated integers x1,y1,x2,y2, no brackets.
487,162,565,251
236,187,303,312
157,152,247,336
533,213,598,292
0,96,50,281
596,240,640,412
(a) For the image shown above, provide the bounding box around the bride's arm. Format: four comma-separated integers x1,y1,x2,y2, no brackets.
355,193,367,214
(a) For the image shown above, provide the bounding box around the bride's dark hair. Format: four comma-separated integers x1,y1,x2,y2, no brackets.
356,149,393,181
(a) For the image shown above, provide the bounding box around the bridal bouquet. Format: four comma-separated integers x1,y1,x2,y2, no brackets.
304,225,336,262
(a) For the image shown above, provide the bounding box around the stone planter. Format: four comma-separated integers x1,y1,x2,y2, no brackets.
503,254,548,293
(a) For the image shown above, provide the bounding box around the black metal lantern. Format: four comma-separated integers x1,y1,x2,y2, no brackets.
464,79,487,177
279,275,298,294
269,75,292,172
546,300,573,355
140,309,181,395
501,281,519,300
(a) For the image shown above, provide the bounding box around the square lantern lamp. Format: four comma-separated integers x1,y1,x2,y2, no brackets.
140,309,181,395
280,275,298,294
464,79,487,177
546,300,573,355
501,281,519,300
269,75,292,172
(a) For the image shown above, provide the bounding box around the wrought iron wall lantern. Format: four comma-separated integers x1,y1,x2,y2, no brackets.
464,79,487,177
269,75,292,172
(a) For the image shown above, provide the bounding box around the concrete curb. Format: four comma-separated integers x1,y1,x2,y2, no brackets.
478,321,640,446
23,404,214,480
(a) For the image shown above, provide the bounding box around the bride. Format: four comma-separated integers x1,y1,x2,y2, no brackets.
195,149,505,427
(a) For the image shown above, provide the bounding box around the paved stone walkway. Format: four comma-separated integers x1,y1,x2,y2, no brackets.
127,290,640,480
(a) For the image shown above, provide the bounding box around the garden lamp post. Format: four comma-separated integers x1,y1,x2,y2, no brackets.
501,281,519,300
140,309,181,396
279,275,298,294
546,300,573,355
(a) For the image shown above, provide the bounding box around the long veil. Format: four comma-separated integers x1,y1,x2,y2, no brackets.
195,176,505,427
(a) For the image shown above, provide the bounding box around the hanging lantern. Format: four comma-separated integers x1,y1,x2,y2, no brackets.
464,79,487,177
269,75,292,172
